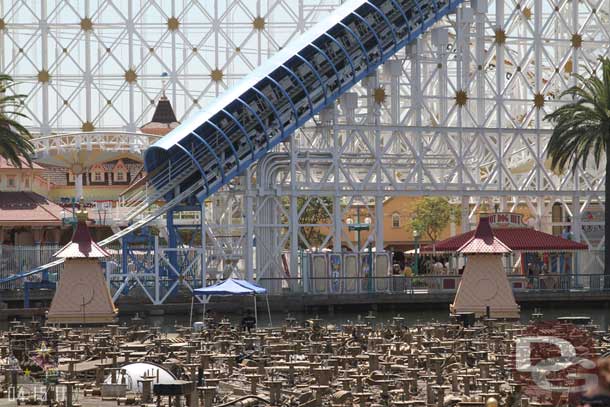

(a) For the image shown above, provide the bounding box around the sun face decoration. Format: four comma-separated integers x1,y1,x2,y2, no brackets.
35,342,52,359
31,341,56,370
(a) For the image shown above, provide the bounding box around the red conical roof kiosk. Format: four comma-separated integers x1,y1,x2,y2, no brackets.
450,216,520,319
47,203,118,324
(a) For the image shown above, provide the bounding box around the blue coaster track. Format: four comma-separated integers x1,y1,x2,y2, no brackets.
144,0,463,204
1,0,463,288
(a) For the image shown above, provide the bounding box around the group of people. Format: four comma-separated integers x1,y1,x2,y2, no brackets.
527,261,549,276
204,309,257,332
394,255,462,277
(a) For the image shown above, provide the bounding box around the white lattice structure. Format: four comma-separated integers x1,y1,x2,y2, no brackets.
0,0,339,133
1,0,607,292
249,0,609,282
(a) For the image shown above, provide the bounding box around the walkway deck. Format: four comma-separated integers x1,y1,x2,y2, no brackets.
1,287,609,319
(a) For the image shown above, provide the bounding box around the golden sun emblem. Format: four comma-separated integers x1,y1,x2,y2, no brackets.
36,342,51,357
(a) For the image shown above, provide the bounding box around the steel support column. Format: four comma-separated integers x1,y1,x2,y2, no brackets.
201,202,207,287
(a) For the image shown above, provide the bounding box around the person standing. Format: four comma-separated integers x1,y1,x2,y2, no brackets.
241,310,256,333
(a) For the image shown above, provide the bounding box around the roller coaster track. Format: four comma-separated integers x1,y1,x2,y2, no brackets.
2,0,463,285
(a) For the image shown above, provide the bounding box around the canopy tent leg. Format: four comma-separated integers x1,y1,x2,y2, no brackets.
202,296,208,327
253,295,257,330
189,296,194,327
265,295,272,327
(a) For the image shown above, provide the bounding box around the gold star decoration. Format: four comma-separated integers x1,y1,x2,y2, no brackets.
455,90,468,106
571,33,582,48
373,87,386,104
37,70,50,83
211,69,224,82
82,121,95,132
253,16,265,30
167,17,179,31
35,342,52,359
125,69,137,83
494,29,507,45
80,17,93,31
533,93,545,108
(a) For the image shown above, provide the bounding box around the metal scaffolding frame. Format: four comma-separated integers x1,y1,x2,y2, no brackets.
1,0,608,301
251,0,609,284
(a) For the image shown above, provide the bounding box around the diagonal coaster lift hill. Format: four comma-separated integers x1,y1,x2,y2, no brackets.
3,0,463,284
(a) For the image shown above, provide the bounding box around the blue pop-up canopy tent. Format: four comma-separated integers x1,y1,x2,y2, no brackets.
230,279,267,294
191,278,271,328
194,279,261,296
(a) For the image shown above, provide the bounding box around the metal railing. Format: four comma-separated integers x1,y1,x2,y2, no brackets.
0,245,62,290
253,274,610,295
1,243,607,301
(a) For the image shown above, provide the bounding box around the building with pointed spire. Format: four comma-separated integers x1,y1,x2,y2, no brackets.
47,201,117,324
450,216,520,319
140,93,180,136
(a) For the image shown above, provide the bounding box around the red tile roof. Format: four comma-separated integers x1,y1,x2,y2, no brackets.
0,192,63,225
422,223,589,253
54,218,109,259
0,156,43,170
457,216,511,254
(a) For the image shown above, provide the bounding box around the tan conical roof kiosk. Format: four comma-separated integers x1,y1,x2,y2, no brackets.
450,216,520,319
47,203,117,324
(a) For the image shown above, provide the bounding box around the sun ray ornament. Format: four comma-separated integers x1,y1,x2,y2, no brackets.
30,341,57,371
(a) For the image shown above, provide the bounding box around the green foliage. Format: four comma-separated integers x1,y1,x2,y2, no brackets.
410,197,460,243
0,74,34,168
544,57,610,173
179,229,202,246
544,57,610,279
297,196,333,249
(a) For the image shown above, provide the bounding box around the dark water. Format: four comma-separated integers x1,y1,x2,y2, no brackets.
120,304,610,332
5,305,605,332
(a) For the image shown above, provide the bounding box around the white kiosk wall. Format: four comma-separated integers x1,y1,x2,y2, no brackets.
311,254,328,294
375,253,390,292
344,254,358,293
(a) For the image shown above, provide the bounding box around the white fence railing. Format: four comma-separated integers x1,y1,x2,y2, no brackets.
0,245,62,289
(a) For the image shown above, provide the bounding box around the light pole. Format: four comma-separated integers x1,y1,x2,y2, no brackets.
60,198,78,227
347,206,370,252
413,229,420,275
366,234,374,292
346,206,371,253
96,203,108,226
347,205,371,291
